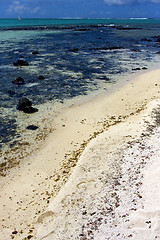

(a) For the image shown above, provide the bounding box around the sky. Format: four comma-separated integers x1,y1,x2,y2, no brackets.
1,0,160,19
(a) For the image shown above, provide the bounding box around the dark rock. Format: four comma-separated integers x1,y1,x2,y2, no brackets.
155,37,160,43
132,68,141,71
13,59,29,66
131,49,141,52
116,26,142,30
108,46,124,50
141,38,147,41
18,97,32,110
18,97,38,114
38,75,45,80
68,48,79,52
141,38,152,42
32,51,39,55
98,76,110,81
61,82,69,87
8,89,15,95
142,67,147,70
99,58,105,61
12,77,25,85
12,230,18,234
74,28,91,32
26,125,39,130
89,46,124,51
23,106,38,113
156,51,160,54
97,37,102,39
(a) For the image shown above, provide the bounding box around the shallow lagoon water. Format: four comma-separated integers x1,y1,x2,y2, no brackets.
0,19,160,167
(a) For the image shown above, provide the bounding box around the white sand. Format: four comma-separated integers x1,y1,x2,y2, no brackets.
128,123,160,240
35,100,160,240
0,69,159,240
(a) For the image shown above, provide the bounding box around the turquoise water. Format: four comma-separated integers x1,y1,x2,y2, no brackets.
0,18,160,28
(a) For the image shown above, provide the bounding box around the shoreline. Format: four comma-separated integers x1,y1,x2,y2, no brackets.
0,68,159,239
1,61,159,176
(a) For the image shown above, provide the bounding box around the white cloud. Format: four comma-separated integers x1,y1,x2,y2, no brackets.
104,0,160,5
104,0,128,4
8,0,40,15
8,1,27,13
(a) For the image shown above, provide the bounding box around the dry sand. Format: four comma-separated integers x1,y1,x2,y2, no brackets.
36,99,160,240
0,69,160,240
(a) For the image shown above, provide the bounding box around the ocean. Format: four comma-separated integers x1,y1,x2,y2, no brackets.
0,18,160,171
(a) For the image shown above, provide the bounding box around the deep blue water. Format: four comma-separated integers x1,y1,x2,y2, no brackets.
0,18,160,148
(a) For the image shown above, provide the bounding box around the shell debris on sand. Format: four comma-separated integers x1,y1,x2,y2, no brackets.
35,100,160,240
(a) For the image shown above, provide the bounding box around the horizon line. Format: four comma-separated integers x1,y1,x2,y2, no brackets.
0,17,160,20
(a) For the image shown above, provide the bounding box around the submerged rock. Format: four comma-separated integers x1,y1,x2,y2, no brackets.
141,38,152,42
38,75,45,80
32,51,39,55
99,58,105,62
116,26,142,30
132,67,141,71
68,48,79,52
155,51,160,54
8,89,15,95
155,37,160,43
26,125,39,130
74,28,91,32
12,77,25,85
89,46,124,51
97,76,110,81
131,49,141,52
18,97,38,114
13,59,29,66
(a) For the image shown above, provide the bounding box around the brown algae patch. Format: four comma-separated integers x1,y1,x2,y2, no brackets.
0,125,54,177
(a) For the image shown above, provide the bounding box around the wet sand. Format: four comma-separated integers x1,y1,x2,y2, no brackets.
0,69,160,240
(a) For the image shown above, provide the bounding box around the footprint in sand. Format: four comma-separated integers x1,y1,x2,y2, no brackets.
77,180,97,191
61,194,84,208
61,194,72,207
60,180,102,209
77,181,87,191
37,211,56,225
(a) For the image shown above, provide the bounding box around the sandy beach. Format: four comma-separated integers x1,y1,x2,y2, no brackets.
0,68,160,240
